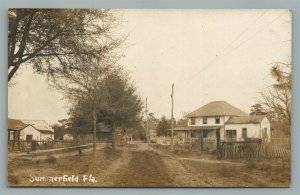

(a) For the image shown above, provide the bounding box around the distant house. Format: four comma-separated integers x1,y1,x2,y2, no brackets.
8,119,27,140
8,119,28,152
63,133,74,141
77,123,112,144
20,120,54,141
171,101,271,142
8,118,54,152
8,118,28,144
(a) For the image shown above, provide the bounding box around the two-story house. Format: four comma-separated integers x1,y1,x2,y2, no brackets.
171,101,271,142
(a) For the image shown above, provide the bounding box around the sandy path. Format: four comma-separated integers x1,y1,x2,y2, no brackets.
108,143,202,187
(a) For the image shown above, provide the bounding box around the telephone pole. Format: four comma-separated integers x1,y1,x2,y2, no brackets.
145,97,149,143
171,84,174,149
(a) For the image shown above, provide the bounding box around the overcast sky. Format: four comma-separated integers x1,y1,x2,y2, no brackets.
8,9,291,124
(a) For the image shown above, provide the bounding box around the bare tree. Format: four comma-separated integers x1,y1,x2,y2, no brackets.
260,61,291,129
249,104,267,116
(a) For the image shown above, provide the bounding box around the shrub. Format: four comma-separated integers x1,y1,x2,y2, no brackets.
246,160,258,169
46,154,57,164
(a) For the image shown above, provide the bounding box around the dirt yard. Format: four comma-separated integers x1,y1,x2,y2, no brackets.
8,142,290,187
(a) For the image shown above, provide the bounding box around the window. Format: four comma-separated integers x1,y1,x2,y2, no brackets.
190,117,196,125
242,128,247,139
203,116,207,124
203,130,209,138
215,116,220,124
191,131,195,138
9,131,15,140
225,130,237,141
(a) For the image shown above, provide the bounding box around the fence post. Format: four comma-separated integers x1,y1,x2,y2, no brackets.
216,129,221,160
200,136,204,154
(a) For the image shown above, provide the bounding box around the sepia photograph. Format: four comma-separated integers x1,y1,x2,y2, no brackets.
7,9,291,187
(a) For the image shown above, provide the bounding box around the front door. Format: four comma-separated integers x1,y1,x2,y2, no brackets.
26,134,33,142
262,128,268,139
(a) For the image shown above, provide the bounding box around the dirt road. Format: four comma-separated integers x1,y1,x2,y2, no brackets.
90,143,251,187
112,150,173,186
8,142,290,187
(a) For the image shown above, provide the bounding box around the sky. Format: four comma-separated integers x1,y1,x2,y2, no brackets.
8,9,291,124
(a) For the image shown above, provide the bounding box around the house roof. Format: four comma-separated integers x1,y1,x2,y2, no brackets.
225,115,267,124
37,130,54,134
186,101,248,117
21,120,54,132
8,118,28,131
169,126,222,131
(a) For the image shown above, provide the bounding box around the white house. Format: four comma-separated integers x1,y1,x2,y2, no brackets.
171,101,271,142
20,120,54,141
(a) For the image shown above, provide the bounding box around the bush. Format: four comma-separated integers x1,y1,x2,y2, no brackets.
35,159,40,165
246,160,258,169
218,166,232,177
258,162,272,172
46,154,57,164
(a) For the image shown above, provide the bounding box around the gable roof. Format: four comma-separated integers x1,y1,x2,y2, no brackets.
8,118,28,131
21,120,54,132
225,115,267,124
186,101,248,117
37,130,54,134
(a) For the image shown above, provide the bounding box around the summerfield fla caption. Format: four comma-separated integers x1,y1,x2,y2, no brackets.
29,174,98,183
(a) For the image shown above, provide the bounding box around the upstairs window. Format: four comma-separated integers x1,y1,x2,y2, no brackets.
190,117,196,125
215,116,220,124
203,116,207,124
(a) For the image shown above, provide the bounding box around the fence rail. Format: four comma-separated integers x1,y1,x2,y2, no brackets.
219,140,290,159
9,140,82,152
154,137,290,160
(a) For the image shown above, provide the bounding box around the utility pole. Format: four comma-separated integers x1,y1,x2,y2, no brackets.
145,97,149,143
171,84,174,150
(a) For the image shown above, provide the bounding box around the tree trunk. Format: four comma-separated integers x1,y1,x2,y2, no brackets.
111,122,115,150
93,108,97,154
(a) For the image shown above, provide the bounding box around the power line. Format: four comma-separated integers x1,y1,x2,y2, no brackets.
218,10,289,63
218,11,267,56
187,10,288,84
190,11,267,80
